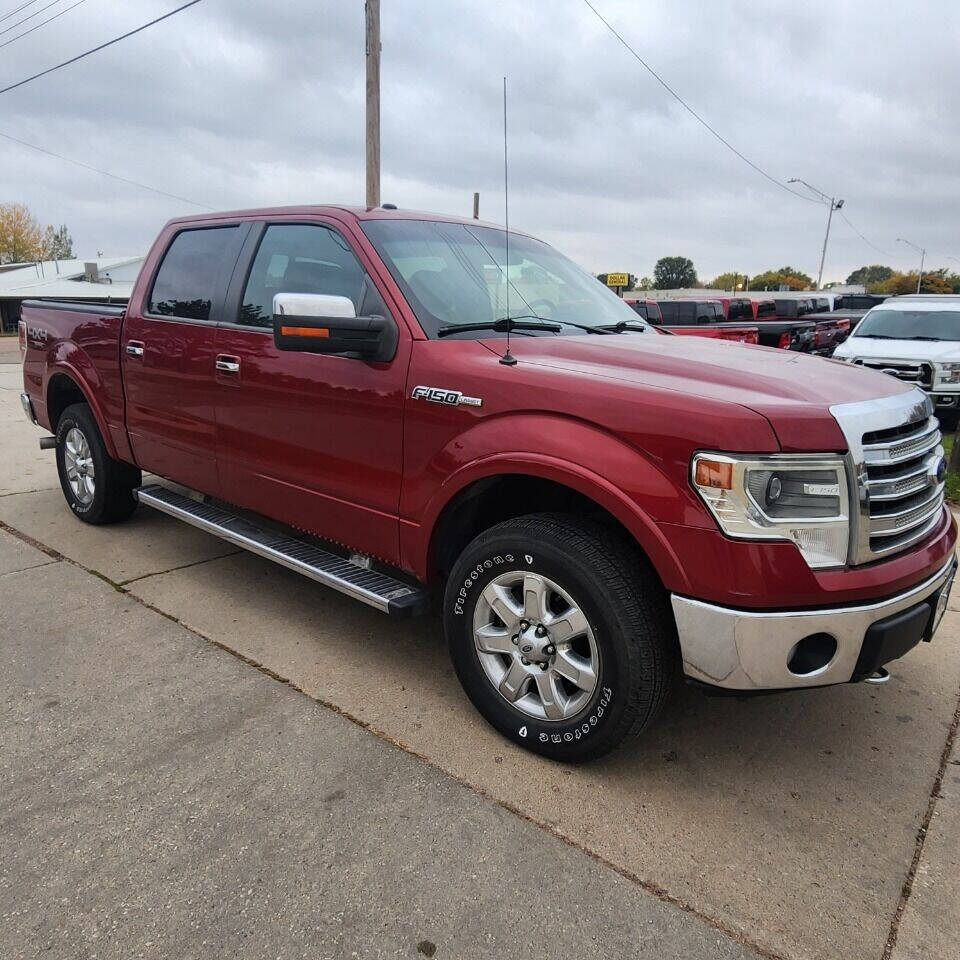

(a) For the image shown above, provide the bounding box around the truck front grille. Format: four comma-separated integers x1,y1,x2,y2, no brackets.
831,390,946,565
852,358,934,390
861,416,944,557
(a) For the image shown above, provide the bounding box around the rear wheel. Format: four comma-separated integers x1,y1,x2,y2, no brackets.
55,403,140,524
444,514,678,762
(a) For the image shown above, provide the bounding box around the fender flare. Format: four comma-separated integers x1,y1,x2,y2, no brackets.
415,451,691,594
44,359,120,460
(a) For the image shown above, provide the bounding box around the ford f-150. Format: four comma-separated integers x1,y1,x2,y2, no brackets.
18,205,957,761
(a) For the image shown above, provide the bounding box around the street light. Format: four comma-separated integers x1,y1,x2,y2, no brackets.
896,238,926,294
788,178,843,291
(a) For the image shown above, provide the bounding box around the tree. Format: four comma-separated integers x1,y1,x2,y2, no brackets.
748,266,812,291
0,203,43,264
653,256,697,289
846,264,893,287
707,272,747,291
875,269,954,296
41,224,74,261
636,276,653,290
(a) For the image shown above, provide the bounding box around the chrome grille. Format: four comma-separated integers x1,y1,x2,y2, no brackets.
852,358,933,389
831,390,946,564
862,415,944,557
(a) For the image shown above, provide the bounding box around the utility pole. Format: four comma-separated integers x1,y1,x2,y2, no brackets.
788,177,843,290
365,0,380,209
472,192,480,219
897,238,926,294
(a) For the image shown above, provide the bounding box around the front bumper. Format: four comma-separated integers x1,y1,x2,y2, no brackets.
19,392,37,425
672,557,956,691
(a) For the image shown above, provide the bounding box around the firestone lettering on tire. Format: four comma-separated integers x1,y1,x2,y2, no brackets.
537,687,613,743
453,553,515,615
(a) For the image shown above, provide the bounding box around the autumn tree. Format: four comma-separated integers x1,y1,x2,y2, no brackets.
846,264,893,287
636,276,653,290
0,203,43,264
748,266,812,291
653,256,697,289
875,269,955,296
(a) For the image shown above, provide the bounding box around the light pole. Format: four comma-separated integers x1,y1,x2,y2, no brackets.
788,178,843,291
365,0,381,209
896,238,926,294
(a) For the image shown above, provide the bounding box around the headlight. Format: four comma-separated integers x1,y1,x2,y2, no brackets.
937,363,960,384
691,453,850,568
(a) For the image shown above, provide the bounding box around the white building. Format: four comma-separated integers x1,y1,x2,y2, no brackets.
0,257,143,333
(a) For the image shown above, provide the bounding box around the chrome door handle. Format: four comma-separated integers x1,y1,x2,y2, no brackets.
215,356,240,374
126,341,144,358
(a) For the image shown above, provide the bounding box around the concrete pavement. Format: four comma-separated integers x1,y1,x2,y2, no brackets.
1,361,959,959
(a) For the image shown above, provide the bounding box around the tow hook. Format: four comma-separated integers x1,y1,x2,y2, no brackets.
39,437,56,450
864,667,891,685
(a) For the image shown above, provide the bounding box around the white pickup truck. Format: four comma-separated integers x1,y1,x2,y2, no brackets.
834,295,960,426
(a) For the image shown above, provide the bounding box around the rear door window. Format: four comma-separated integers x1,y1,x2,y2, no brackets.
148,226,238,321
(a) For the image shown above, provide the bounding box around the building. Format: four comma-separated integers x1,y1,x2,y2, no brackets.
0,257,143,334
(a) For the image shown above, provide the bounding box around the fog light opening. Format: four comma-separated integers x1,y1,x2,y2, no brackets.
787,633,838,676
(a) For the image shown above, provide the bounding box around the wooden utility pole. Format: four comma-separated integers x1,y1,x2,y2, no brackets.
472,192,480,219
365,0,381,209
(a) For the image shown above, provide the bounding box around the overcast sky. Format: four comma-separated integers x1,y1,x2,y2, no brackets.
1,0,957,283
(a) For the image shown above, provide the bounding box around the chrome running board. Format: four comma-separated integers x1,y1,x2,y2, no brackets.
136,484,429,616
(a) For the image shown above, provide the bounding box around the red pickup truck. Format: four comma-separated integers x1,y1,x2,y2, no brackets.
18,205,957,762
625,298,759,343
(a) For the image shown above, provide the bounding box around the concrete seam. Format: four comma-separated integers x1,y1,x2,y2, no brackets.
882,680,960,959
118,550,244,585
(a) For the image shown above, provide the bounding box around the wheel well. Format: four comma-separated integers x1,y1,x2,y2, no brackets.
46,374,88,431
428,475,643,585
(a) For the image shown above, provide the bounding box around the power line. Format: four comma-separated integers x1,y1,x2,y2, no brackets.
0,0,85,50
581,0,826,206
0,0,42,24
0,0,63,37
0,0,204,96
837,211,907,260
0,128,215,209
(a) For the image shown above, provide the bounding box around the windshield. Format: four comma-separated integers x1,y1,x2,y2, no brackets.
854,308,960,341
360,219,646,338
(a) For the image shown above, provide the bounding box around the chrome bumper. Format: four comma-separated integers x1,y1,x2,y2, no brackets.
672,558,956,691
19,392,37,425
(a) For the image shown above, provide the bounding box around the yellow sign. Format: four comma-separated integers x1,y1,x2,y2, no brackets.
605,273,629,287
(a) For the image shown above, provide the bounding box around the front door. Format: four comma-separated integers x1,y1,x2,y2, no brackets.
122,223,246,496
213,220,410,565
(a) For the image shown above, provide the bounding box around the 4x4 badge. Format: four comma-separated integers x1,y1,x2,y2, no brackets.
411,385,483,408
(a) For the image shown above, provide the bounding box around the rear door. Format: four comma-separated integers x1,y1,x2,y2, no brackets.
212,219,411,565
122,223,248,496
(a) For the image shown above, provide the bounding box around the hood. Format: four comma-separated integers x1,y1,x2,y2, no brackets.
483,332,913,451
835,336,960,363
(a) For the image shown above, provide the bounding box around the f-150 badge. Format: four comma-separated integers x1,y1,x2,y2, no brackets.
411,385,483,408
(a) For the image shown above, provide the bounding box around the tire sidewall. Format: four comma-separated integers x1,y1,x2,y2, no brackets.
56,407,107,521
445,532,627,761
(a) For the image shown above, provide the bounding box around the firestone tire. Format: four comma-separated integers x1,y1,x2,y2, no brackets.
444,513,678,762
55,403,141,525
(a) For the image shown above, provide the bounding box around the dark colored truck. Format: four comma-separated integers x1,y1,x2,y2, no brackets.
626,298,758,343
18,205,957,762
713,296,815,351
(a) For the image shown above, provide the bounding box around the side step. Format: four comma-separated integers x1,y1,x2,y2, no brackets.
136,484,429,617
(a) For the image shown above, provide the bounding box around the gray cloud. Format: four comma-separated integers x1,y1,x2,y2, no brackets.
1,0,957,282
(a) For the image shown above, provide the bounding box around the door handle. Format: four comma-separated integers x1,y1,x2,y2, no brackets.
126,341,144,358
215,355,240,374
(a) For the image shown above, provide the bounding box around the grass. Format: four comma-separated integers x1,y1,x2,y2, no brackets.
942,431,960,503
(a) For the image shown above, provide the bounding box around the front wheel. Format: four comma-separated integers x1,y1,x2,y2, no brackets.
55,403,141,525
444,514,678,762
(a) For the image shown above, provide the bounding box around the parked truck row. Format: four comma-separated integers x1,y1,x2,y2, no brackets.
18,205,957,761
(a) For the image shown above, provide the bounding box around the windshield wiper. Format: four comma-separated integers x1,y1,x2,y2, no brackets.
554,320,616,335
902,335,941,341
856,333,896,339
597,320,648,333
437,316,562,338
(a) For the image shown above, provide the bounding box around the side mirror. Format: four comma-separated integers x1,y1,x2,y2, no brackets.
272,292,398,362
